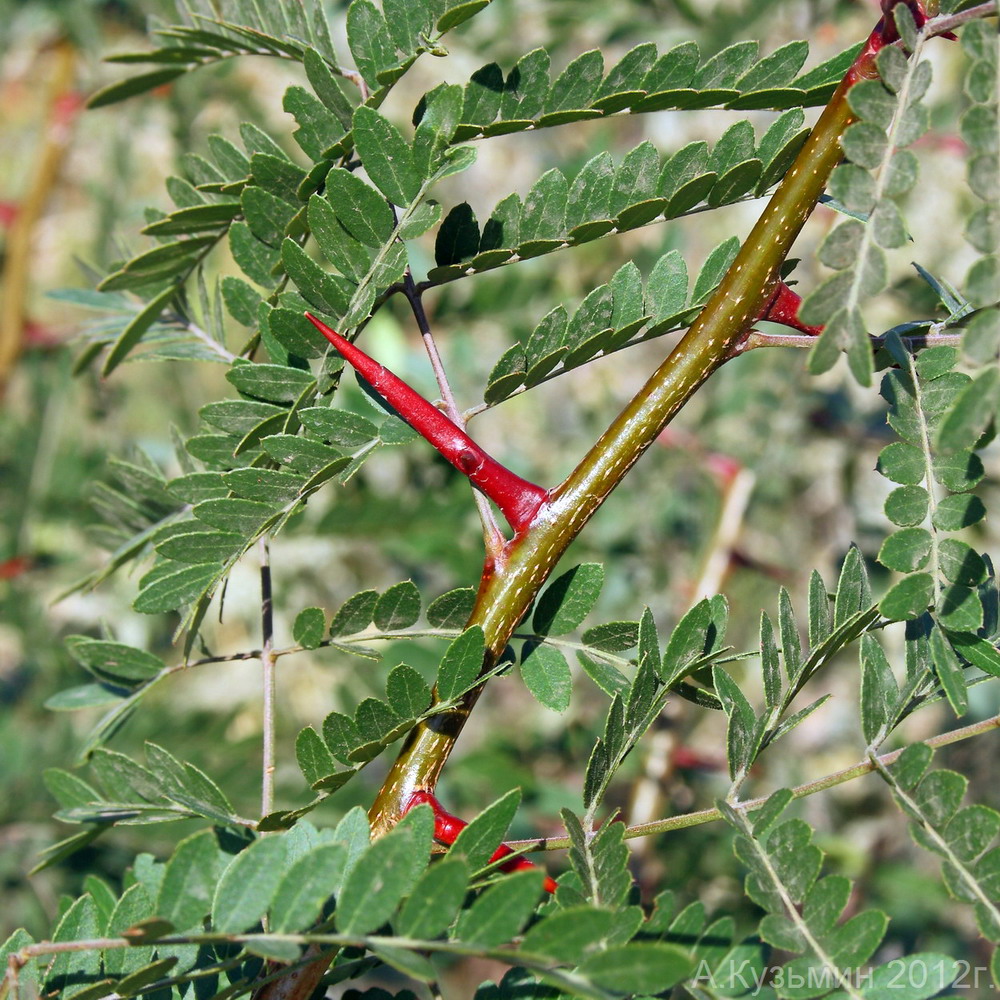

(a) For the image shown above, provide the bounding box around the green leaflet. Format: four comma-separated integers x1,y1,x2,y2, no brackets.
374,579,422,630
45,896,102,995
532,563,604,636
88,68,187,108
426,587,476,628
577,942,693,994
212,836,288,933
295,726,337,785
880,745,1000,943
269,843,346,933
292,607,327,648
520,643,572,712
329,589,379,636
336,804,433,934
454,868,544,946
284,86,345,160
396,857,470,939
725,798,890,995
437,626,486,701
353,106,422,206
450,789,521,871
64,638,164,685
100,285,182,375
133,562,222,614
156,831,221,932
347,0,401,88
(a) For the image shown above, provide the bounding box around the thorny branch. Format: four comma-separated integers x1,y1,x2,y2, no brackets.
367,1,919,846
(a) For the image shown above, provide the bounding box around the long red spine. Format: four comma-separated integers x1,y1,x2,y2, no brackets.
305,314,549,533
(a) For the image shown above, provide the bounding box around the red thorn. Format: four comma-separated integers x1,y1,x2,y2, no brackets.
758,282,822,337
0,555,34,579
845,17,891,86
404,790,558,893
52,92,84,128
305,314,549,534
847,0,954,91
485,839,559,894
880,0,936,36
900,0,957,41
0,201,19,230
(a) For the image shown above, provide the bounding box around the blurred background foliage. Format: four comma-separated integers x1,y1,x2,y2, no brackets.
1,0,996,990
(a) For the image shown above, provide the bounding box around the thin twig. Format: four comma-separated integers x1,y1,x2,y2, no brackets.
503,712,1000,852
150,626,465,677
402,271,506,551
259,539,277,821
737,328,964,353
339,68,369,102
926,1,998,38
403,273,462,419
187,648,262,667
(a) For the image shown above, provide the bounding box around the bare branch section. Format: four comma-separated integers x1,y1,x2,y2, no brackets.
737,329,963,353
926,1,998,37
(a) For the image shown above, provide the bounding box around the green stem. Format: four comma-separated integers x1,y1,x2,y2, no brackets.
739,330,963,353
367,25,887,836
